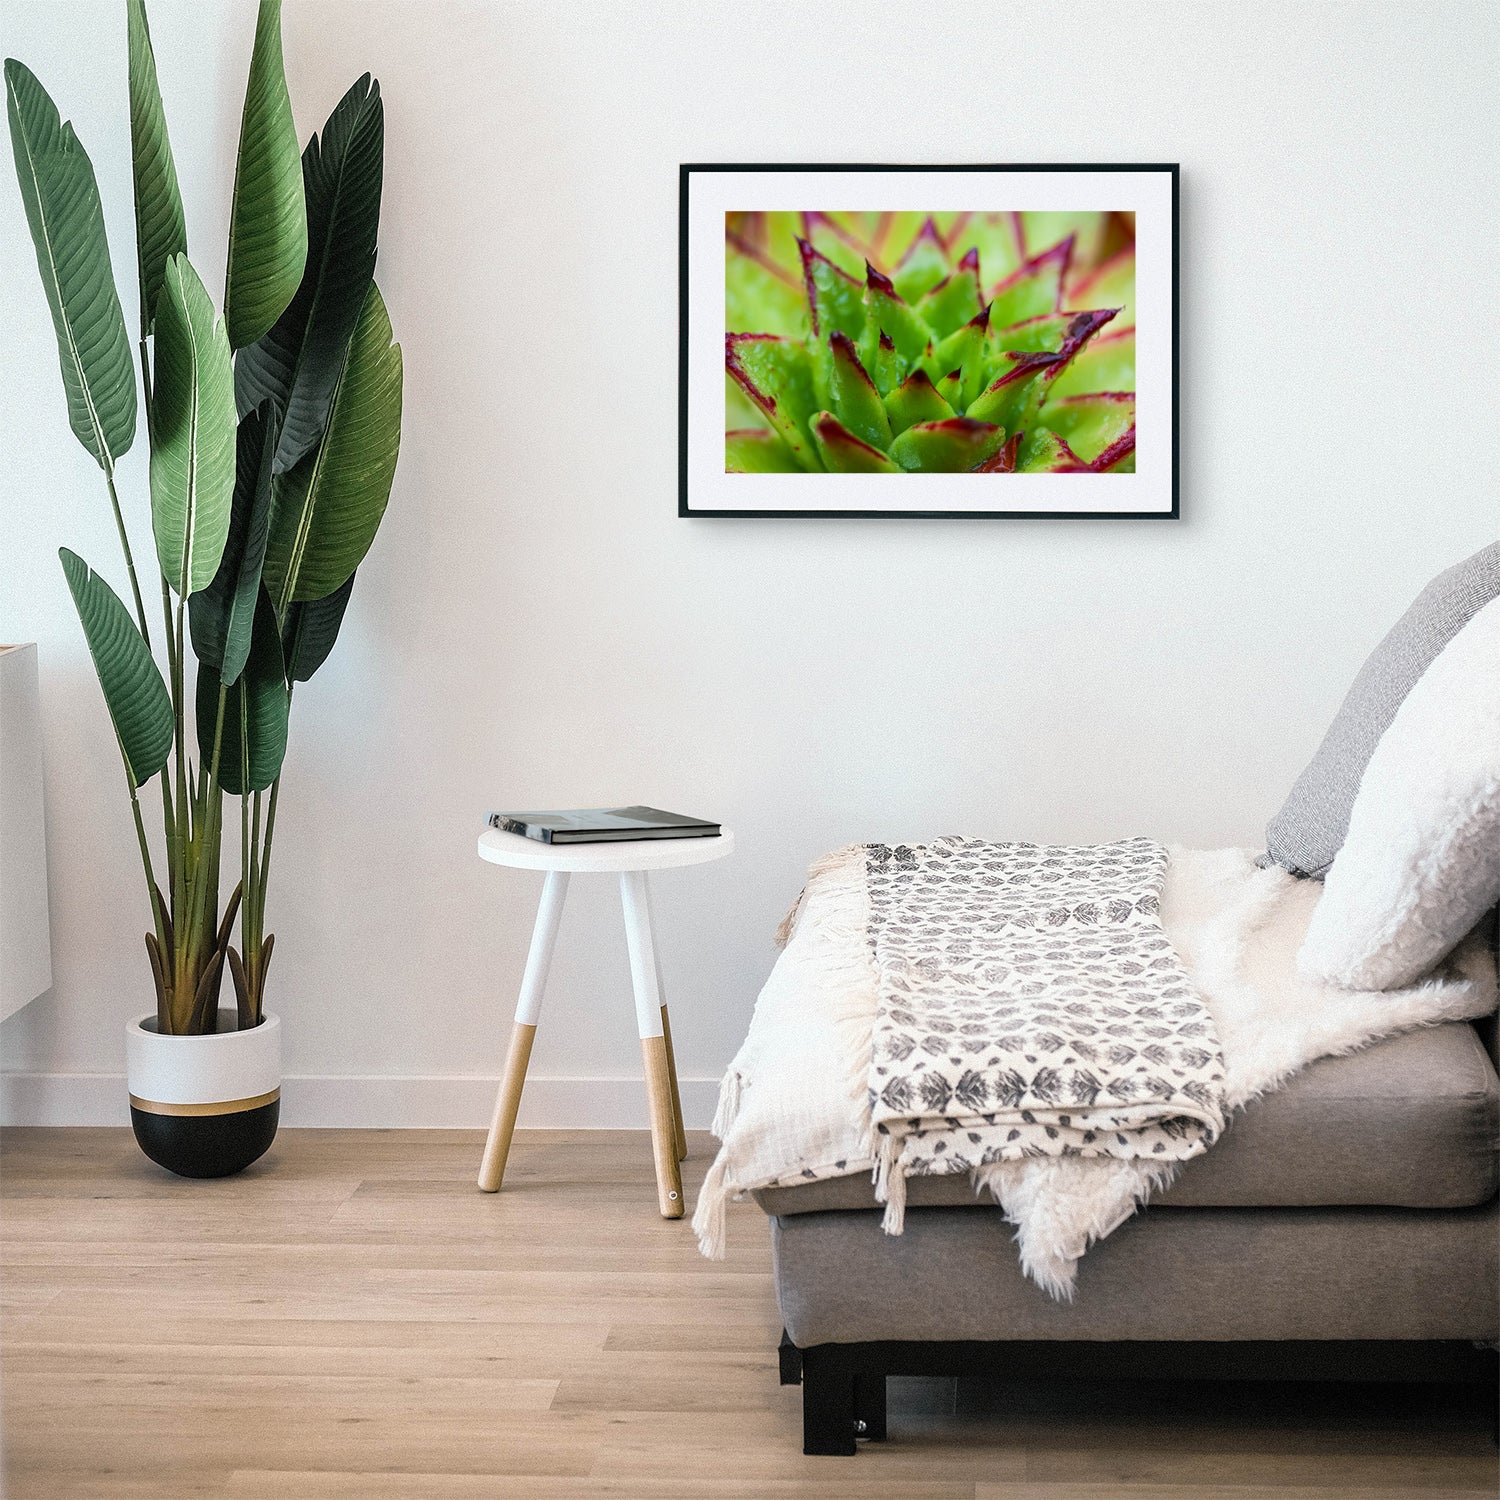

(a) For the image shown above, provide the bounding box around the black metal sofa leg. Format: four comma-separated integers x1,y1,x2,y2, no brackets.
855,1371,888,1442
800,1344,858,1455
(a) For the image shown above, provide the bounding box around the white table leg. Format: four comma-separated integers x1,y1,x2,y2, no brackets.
620,870,684,1218
478,870,569,1192
644,878,688,1161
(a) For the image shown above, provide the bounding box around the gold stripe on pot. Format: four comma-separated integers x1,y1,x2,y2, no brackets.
129,1088,280,1118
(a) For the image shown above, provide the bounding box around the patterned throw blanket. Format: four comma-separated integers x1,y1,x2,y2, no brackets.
863,837,1227,1228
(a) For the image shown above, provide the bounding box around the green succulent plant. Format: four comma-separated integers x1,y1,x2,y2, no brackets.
724,211,1135,475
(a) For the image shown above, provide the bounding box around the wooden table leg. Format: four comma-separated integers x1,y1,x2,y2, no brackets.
620,870,684,1218
644,872,688,1161
659,1004,688,1162
478,870,569,1192
640,1035,683,1218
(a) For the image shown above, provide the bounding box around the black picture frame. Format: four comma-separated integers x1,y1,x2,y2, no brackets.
679,162,1179,520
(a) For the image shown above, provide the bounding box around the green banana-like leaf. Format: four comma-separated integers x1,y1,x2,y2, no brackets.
263,282,402,608
59,548,172,788
150,253,236,596
224,0,307,350
235,74,383,474
5,60,136,471
282,571,354,682
189,404,276,684
126,0,186,338
197,586,288,795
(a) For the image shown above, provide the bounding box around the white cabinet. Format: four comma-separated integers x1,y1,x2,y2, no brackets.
1,644,52,1021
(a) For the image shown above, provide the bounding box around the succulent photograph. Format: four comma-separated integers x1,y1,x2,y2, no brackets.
724,211,1135,475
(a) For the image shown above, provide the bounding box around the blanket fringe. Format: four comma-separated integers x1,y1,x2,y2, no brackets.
692,1151,733,1261
774,844,869,949
710,1069,743,1140
872,1133,908,1235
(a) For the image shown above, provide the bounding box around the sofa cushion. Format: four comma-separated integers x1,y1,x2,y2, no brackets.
752,1020,1499,1216
772,1201,1500,1345
1297,600,1500,990
1262,541,1500,879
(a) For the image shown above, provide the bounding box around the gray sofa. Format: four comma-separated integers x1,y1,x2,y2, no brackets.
756,1013,1500,1453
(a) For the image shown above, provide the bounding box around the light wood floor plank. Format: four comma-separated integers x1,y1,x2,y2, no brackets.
2,1126,1494,1500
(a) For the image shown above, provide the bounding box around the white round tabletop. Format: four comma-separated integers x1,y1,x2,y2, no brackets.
477,826,735,873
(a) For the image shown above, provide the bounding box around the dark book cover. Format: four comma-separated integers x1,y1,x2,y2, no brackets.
487,806,720,844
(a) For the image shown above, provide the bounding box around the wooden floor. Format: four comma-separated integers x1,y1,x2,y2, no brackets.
1,1128,1495,1500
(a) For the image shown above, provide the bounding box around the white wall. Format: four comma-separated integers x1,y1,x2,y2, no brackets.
2,0,1496,1126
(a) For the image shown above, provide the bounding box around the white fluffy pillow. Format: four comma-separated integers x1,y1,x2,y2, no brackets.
1298,593,1500,990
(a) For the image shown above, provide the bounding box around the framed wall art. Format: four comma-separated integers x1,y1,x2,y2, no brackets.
679,163,1178,519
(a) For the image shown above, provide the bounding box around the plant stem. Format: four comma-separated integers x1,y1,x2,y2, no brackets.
182,686,230,1013
157,575,176,851
248,786,262,992
128,780,171,1030
170,591,190,1026
102,468,151,651
241,785,251,959
128,780,168,955
251,678,293,1024
257,776,280,916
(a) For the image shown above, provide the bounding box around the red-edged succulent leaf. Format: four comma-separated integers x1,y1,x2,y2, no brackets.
810,410,898,473
798,237,865,341
1023,212,1121,273
990,305,1114,363
958,213,1025,286
937,212,972,255
891,217,949,302
1068,245,1135,330
935,368,963,409
916,247,983,339
1041,392,1136,466
989,312,1073,362
1056,307,1118,354
862,262,929,364
870,330,901,396
1048,327,1135,401
922,304,989,402
800,211,875,278
1016,425,1087,473
884,367,954,436
725,369,766,430
1027,308,1119,404
725,230,806,338
888,417,1005,473
725,428,801,473
990,308,1119,423
727,211,803,280
828,331,891,450
725,333,819,470
989,236,1074,328
967,351,1063,434
975,433,1021,473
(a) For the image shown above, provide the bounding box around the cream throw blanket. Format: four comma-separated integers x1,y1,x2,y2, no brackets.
694,846,1497,1299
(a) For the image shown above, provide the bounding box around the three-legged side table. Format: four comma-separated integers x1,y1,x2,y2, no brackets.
474,826,734,1217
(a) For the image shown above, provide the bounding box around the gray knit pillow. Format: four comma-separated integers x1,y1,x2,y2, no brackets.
1263,541,1500,878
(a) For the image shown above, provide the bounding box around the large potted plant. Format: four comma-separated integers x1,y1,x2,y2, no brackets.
6,0,401,1176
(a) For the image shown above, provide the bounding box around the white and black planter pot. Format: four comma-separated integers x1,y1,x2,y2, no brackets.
126,1010,281,1178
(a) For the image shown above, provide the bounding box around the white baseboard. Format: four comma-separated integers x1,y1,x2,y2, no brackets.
0,1072,722,1130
